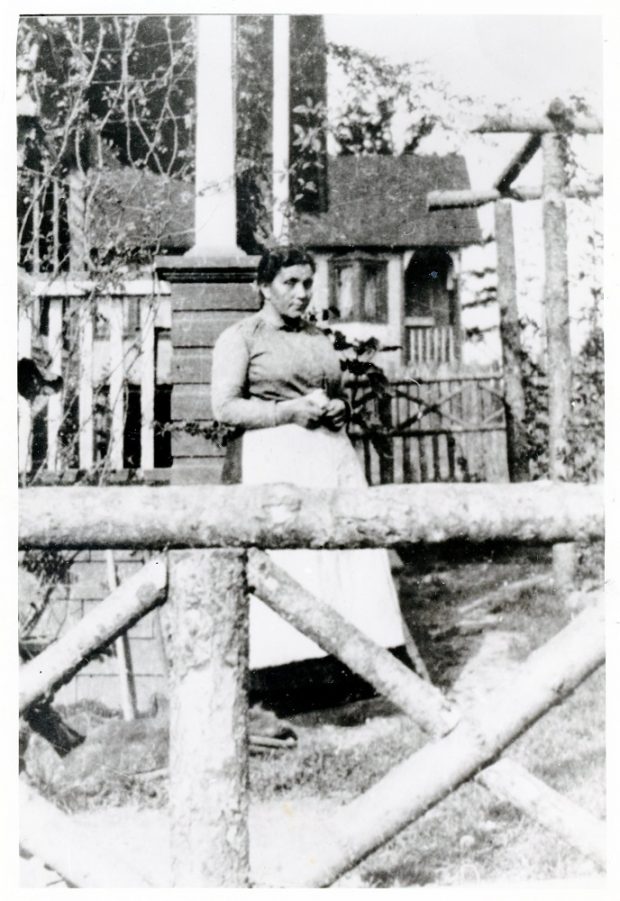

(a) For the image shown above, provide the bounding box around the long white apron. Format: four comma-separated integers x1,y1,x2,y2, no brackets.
243,424,405,669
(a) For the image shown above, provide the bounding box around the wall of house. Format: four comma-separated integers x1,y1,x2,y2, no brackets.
311,251,404,374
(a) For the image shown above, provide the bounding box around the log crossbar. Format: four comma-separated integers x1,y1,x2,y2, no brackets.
19,482,603,550
427,182,603,211
18,482,605,887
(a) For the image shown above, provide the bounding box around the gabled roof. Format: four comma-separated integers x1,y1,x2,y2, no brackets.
88,153,481,253
291,154,481,249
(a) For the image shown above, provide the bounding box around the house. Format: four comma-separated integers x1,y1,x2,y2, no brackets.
18,151,483,481
291,154,481,371
146,152,481,372
85,153,480,375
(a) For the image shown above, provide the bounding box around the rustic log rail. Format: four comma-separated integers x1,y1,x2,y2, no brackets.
18,482,605,886
19,482,603,550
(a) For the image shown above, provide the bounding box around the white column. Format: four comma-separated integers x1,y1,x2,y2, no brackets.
272,15,290,243
189,15,241,256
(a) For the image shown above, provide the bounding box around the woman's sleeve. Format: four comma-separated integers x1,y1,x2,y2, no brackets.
211,325,279,429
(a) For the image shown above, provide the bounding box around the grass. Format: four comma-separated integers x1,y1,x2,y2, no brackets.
21,541,605,887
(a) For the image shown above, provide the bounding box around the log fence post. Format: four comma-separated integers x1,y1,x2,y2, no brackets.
542,124,576,590
494,199,529,481
168,549,250,887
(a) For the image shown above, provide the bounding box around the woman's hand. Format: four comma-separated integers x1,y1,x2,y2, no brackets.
321,398,348,431
276,394,327,428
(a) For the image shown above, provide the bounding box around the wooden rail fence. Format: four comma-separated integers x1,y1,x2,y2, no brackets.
18,482,604,887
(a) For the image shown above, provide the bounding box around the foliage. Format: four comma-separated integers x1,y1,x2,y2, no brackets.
327,42,441,155
18,14,196,275
519,312,604,483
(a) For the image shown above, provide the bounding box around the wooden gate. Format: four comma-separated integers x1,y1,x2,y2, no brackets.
19,482,604,887
351,372,508,485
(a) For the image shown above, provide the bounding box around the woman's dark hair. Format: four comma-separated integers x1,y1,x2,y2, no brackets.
256,245,316,287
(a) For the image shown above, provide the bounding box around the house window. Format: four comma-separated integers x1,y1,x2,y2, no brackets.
329,257,388,323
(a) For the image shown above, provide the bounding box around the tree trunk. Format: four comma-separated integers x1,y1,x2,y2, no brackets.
168,549,250,887
494,199,529,481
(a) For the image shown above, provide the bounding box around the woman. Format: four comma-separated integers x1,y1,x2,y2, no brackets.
211,246,404,670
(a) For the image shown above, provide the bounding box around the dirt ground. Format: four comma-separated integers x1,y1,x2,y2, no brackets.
20,542,605,888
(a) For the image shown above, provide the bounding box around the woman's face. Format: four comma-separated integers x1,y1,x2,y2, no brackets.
262,264,314,321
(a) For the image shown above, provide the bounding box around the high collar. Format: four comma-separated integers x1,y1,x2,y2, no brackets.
258,302,308,332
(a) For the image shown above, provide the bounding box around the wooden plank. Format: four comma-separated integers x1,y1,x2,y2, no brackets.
171,384,213,421
446,432,456,481
418,435,429,482
171,429,224,458
170,458,225,485
171,311,242,348
432,434,441,481
438,433,450,481
46,298,63,471
78,302,94,469
106,299,125,469
140,298,155,469
171,282,260,312
172,349,214,384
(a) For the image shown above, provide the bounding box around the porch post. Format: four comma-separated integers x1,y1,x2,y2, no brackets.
272,14,290,242
191,15,240,256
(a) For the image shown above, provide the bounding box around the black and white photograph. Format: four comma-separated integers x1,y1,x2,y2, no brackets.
12,2,614,893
